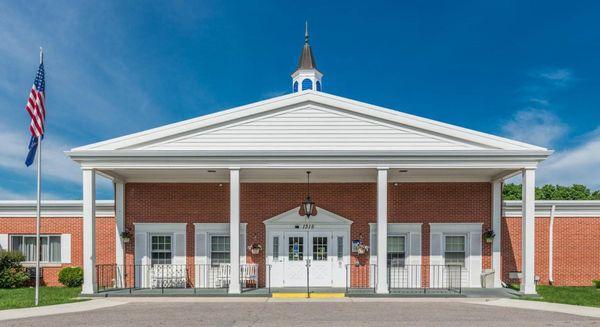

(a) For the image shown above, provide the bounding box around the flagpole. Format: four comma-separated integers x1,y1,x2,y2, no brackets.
34,47,43,307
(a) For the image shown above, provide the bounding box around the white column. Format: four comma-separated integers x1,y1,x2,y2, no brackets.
491,180,502,288
229,168,241,294
82,169,97,294
376,168,389,294
521,168,537,294
114,181,125,288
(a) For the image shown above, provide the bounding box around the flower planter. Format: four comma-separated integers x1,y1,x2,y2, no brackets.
357,248,366,255
122,237,130,243
484,237,494,244
251,248,260,255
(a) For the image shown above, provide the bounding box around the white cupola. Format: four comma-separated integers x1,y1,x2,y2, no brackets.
291,22,323,93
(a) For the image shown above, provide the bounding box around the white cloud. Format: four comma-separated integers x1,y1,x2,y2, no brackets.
539,68,573,84
0,123,80,184
529,98,549,106
502,108,568,148
0,122,113,198
537,129,600,188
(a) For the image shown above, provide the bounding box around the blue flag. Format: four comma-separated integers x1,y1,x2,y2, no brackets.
25,136,39,167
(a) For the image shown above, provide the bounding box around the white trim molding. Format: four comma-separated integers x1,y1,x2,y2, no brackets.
0,200,114,218
134,223,187,234
503,200,600,217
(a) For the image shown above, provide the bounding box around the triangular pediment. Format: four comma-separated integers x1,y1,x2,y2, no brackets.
263,206,353,226
72,91,547,152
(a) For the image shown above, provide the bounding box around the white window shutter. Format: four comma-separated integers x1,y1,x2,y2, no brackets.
135,233,148,265
60,234,71,264
240,233,246,264
370,229,377,265
0,234,8,251
173,232,186,265
409,233,421,265
195,233,207,264
134,232,148,288
429,233,443,265
195,232,207,288
469,232,482,287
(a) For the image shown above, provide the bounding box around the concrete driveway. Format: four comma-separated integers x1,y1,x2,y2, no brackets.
4,298,599,326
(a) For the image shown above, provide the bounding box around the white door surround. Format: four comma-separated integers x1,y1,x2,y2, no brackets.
264,206,351,288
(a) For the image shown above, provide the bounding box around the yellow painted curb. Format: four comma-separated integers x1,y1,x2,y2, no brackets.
272,293,345,298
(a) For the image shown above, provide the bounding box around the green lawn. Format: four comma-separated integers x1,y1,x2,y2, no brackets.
515,285,600,308
0,287,85,310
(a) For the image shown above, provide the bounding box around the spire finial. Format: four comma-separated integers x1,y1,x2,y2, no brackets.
305,21,309,43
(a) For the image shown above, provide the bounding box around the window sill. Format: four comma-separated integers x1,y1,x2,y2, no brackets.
21,262,63,268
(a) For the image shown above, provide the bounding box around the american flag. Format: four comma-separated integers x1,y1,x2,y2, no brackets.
25,62,46,167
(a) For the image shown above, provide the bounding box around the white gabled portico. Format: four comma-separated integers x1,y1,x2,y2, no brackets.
71,90,550,295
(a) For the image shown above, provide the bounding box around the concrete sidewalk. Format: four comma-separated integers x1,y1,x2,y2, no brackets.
477,298,600,318
0,299,127,321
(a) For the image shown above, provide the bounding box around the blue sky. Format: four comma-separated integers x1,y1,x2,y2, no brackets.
1,1,600,200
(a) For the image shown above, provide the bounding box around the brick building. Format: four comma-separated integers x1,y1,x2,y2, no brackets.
2,32,598,296
1,199,598,290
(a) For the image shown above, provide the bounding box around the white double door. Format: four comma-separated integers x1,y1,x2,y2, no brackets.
269,230,348,287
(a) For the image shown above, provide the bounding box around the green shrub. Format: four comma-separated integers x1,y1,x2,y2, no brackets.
0,250,30,288
593,280,600,289
58,267,83,287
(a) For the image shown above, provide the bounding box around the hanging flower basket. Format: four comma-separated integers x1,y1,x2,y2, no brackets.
356,243,369,255
120,230,132,243
248,243,262,255
483,230,495,243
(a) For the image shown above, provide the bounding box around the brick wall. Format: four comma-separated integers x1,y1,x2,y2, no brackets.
0,217,115,286
502,217,600,286
125,182,491,287
3,183,598,289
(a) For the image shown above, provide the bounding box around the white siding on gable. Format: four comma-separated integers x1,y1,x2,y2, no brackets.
143,106,490,151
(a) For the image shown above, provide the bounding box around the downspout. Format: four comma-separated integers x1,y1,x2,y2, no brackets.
548,204,556,285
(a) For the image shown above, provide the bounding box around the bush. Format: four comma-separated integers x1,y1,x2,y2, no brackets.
0,250,30,288
58,267,83,287
593,280,600,289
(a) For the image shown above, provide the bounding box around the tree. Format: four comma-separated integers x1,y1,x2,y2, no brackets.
503,183,600,200
503,183,522,200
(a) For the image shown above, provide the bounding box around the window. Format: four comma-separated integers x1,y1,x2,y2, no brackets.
312,237,328,261
10,235,61,263
316,80,321,91
387,236,405,267
151,235,172,265
301,78,312,91
288,236,304,261
293,81,298,92
272,236,279,260
210,236,230,266
444,236,466,267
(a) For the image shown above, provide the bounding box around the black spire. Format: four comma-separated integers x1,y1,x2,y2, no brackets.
296,21,317,70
